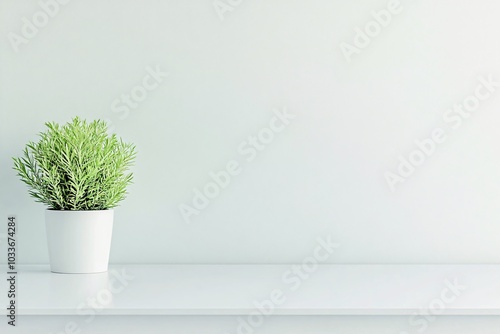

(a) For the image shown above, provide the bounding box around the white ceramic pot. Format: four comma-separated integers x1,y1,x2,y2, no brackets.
45,210,114,274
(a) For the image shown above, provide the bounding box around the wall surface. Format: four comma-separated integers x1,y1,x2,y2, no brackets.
1,0,500,264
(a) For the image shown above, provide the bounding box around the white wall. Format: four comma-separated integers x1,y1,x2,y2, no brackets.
1,0,500,264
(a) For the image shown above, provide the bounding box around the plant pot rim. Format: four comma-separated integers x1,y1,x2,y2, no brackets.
46,209,113,212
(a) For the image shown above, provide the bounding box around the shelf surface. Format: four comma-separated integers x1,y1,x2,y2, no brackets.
2,264,500,315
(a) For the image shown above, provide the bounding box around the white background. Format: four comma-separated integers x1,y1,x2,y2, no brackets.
1,0,500,264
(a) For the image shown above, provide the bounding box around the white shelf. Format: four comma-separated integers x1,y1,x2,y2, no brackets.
2,264,500,316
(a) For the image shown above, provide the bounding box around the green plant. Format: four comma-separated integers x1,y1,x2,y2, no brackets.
13,117,136,211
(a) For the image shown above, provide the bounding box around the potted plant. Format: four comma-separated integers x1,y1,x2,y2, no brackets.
13,117,136,274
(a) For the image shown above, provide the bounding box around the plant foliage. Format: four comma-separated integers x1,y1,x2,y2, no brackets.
13,117,136,210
